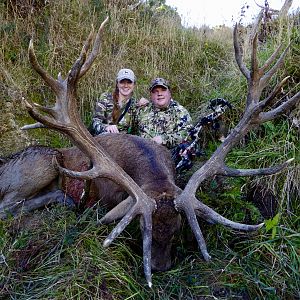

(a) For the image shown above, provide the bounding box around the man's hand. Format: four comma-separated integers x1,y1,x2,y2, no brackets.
106,125,119,133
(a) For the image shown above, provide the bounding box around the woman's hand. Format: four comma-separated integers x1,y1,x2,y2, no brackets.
152,136,163,144
137,97,149,107
106,125,119,133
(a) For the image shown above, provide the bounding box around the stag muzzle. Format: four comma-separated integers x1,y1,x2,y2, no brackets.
141,197,181,272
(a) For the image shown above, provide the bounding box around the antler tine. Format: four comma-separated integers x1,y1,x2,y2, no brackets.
176,196,263,232
28,40,73,126
102,198,156,247
67,26,95,94
259,90,300,123
23,99,67,131
55,159,108,180
191,197,264,231
233,24,250,80
278,0,293,18
249,8,264,41
142,214,153,288
79,16,109,79
68,39,88,87
250,32,260,83
247,31,264,107
260,43,291,90
99,197,134,224
222,158,295,177
20,122,46,130
183,202,211,261
103,207,137,247
28,40,61,94
27,19,98,130
102,197,155,288
174,194,263,261
261,43,284,74
33,103,56,115
99,195,154,288
259,76,290,109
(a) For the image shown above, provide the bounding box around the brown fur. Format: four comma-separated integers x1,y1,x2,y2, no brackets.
112,85,121,124
0,134,180,271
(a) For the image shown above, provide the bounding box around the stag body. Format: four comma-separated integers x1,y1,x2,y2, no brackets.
0,134,180,271
0,146,74,218
63,134,176,206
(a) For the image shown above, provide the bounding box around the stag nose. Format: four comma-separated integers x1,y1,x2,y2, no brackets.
152,260,172,272
151,241,172,272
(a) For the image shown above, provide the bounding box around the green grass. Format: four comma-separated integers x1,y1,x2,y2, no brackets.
1,205,299,299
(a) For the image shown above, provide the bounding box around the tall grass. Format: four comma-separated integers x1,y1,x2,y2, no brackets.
0,0,234,135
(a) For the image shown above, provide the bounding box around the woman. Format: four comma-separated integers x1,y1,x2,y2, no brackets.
90,68,140,135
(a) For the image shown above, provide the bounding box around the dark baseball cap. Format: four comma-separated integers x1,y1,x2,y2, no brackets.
149,77,170,91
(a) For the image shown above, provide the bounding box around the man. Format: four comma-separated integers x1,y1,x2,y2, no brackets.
138,78,193,149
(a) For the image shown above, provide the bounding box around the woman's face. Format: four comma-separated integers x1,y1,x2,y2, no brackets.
118,79,135,99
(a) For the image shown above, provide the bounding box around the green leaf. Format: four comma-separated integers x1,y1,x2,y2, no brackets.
271,226,277,239
264,213,280,232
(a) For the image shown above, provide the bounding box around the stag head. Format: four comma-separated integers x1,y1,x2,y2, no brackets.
24,9,299,287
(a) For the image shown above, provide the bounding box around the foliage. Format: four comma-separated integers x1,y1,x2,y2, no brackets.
0,0,299,299
1,205,299,299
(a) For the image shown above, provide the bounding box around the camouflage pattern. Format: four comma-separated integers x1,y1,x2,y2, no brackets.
138,99,193,149
91,92,139,135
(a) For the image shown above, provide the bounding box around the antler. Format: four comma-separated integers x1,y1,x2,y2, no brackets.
175,17,300,260
24,17,155,287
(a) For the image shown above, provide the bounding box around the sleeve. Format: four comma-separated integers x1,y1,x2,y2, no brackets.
90,92,114,135
127,98,140,135
135,104,152,138
161,106,193,148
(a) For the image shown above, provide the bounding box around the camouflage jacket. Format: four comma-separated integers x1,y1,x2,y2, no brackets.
138,99,193,149
91,92,139,135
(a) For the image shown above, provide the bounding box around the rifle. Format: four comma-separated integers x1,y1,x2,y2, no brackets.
172,98,232,173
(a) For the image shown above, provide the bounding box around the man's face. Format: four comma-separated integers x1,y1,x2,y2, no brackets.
150,86,171,109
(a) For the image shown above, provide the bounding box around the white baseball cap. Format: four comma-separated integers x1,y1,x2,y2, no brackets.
116,68,136,82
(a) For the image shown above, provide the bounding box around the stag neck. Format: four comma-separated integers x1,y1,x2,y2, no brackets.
66,128,151,201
